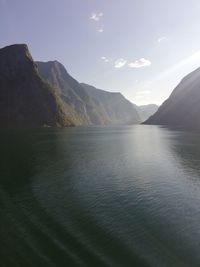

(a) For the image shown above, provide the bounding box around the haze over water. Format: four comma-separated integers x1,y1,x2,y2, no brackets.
1,125,200,267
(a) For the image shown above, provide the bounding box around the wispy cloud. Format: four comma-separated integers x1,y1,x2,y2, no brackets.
97,26,104,33
100,56,151,70
90,12,104,33
90,12,103,21
114,58,127,68
101,56,109,62
128,58,151,68
158,36,168,43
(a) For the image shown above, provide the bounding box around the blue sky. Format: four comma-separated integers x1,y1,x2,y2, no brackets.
1,0,200,105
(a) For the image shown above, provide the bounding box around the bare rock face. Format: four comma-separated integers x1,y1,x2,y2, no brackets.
81,83,141,125
144,67,200,130
0,44,73,128
37,61,141,125
37,61,96,125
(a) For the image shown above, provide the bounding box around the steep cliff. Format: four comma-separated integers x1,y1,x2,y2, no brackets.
37,61,140,125
144,67,200,130
81,83,140,125
0,44,73,128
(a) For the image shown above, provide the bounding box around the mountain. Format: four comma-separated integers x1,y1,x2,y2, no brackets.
81,83,141,125
135,104,158,122
0,43,141,128
144,67,200,130
37,61,140,125
0,44,73,128
37,61,112,125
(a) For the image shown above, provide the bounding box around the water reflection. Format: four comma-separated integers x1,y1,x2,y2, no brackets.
0,126,200,267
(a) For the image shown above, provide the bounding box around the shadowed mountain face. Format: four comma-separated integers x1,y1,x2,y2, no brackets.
37,61,98,125
135,104,158,122
0,44,73,128
144,67,200,130
81,83,141,125
37,61,140,125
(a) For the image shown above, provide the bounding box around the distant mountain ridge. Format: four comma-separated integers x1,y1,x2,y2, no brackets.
134,104,158,122
144,67,200,130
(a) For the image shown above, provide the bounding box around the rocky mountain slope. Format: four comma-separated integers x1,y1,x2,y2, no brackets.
0,44,73,128
144,67,200,130
37,61,140,125
37,61,108,125
81,83,141,125
0,43,145,128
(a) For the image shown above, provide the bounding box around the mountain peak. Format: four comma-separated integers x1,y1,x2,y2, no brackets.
0,44,73,128
1,43,28,52
0,44,33,60
36,60,70,80
37,60,66,70
0,43,37,76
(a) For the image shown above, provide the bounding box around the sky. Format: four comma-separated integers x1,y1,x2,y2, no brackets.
1,0,200,105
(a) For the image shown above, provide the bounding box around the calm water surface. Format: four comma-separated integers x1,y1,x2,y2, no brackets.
1,125,200,267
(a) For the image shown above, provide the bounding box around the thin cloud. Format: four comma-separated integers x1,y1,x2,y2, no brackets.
128,58,151,68
90,12,103,21
158,36,168,43
97,26,104,33
101,56,109,62
114,58,127,68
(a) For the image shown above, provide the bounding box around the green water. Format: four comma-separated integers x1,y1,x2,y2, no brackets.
1,125,200,267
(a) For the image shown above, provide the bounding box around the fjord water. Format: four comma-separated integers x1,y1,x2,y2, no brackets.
1,126,200,267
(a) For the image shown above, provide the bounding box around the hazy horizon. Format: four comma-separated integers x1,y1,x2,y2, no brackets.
1,0,200,105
